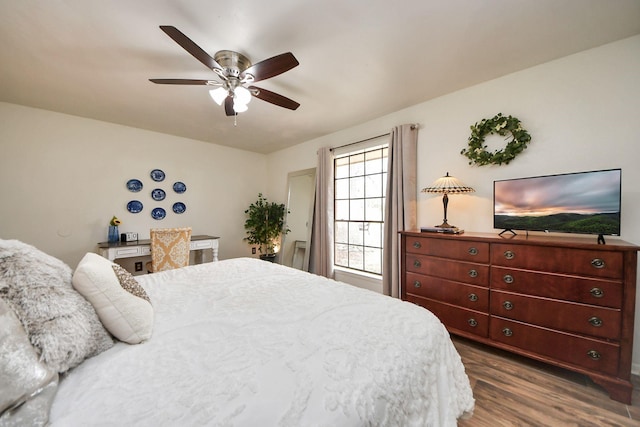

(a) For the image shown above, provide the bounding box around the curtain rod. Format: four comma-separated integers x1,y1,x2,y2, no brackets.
330,124,418,151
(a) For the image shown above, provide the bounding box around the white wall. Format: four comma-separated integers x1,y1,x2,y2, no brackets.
267,36,640,372
0,102,266,268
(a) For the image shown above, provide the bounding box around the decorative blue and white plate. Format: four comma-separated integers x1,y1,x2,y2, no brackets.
127,200,143,213
173,202,186,214
151,188,166,201
126,179,143,192
173,181,187,194
151,207,166,220
150,169,165,182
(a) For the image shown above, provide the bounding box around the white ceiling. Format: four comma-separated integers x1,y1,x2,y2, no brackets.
1,1,639,154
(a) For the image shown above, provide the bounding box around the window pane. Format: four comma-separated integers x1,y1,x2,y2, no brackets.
364,247,382,274
382,148,389,172
350,176,364,199
364,222,381,247
365,149,383,174
335,157,349,179
335,200,349,220
350,199,364,221
349,222,364,245
335,243,349,266
348,245,364,270
335,221,348,244
350,153,365,176
365,173,382,198
365,198,383,222
335,178,349,199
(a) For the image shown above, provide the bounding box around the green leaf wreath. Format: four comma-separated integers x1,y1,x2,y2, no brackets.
461,113,531,166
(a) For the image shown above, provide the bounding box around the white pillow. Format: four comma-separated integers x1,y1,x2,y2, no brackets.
73,253,153,344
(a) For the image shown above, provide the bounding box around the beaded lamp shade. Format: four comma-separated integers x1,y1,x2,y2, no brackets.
422,172,475,228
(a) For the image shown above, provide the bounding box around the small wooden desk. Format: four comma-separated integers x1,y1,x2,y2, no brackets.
97,235,219,264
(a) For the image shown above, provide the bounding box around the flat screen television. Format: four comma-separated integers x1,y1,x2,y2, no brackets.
494,168,621,239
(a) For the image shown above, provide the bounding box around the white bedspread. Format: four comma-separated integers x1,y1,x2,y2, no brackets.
50,258,474,426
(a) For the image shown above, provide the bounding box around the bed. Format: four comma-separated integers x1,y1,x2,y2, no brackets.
1,240,474,426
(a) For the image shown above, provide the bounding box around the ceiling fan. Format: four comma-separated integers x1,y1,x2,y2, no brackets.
150,26,300,116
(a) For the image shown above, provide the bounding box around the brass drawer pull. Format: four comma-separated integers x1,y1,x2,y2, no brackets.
503,301,514,310
468,247,478,256
413,259,422,268
502,327,513,337
413,280,421,288
588,316,603,327
412,241,422,249
590,287,604,298
503,274,514,284
468,269,478,278
587,350,601,360
591,258,605,269
504,250,515,260
468,318,478,327
468,293,478,302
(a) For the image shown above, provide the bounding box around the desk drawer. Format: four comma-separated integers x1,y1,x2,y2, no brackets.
114,247,142,258
191,240,213,249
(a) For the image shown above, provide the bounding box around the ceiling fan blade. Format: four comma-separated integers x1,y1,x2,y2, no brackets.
241,52,299,83
249,86,300,110
149,79,219,85
224,96,235,116
159,25,224,73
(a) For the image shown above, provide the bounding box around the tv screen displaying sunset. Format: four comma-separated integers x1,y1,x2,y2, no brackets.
494,169,621,235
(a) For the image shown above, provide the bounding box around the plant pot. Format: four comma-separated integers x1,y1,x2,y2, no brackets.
259,253,277,263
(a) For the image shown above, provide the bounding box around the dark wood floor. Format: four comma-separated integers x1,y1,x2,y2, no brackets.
452,336,640,426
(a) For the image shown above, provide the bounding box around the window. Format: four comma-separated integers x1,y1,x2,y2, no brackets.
334,144,388,275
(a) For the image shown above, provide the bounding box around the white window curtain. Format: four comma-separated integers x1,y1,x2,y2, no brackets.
382,124,418,297
309,146,335,278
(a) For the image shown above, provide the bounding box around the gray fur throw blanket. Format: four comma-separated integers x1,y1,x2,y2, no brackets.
0,239,113,372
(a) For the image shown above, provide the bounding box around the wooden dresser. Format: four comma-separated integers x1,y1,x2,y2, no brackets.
400,231,638,403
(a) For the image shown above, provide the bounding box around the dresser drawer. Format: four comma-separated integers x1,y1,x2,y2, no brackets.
491,266,622,308
491,243,623,280
406,272,489,311
490,317,620,376
406,255,489,286
406,295,489,338
405,237,489,263
491,291,621,340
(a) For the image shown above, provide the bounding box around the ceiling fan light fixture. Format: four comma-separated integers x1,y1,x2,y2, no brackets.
209,87,228,105
233,100,248,113
234,86,252,105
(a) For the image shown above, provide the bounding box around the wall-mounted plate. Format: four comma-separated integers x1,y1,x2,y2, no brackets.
151,188,166,201
150,169,165,182
173,181,187,194
126,179,143,192
127,200,143,213
173,202,186,214
151,207,166,220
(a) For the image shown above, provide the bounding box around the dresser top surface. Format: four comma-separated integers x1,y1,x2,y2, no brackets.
401,230,639,252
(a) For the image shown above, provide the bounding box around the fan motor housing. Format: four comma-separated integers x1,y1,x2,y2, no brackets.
214,50,251,77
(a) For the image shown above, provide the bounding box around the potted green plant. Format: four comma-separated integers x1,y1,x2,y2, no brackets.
244,193,290,261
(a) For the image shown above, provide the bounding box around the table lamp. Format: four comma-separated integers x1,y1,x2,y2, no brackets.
421,172,475,229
